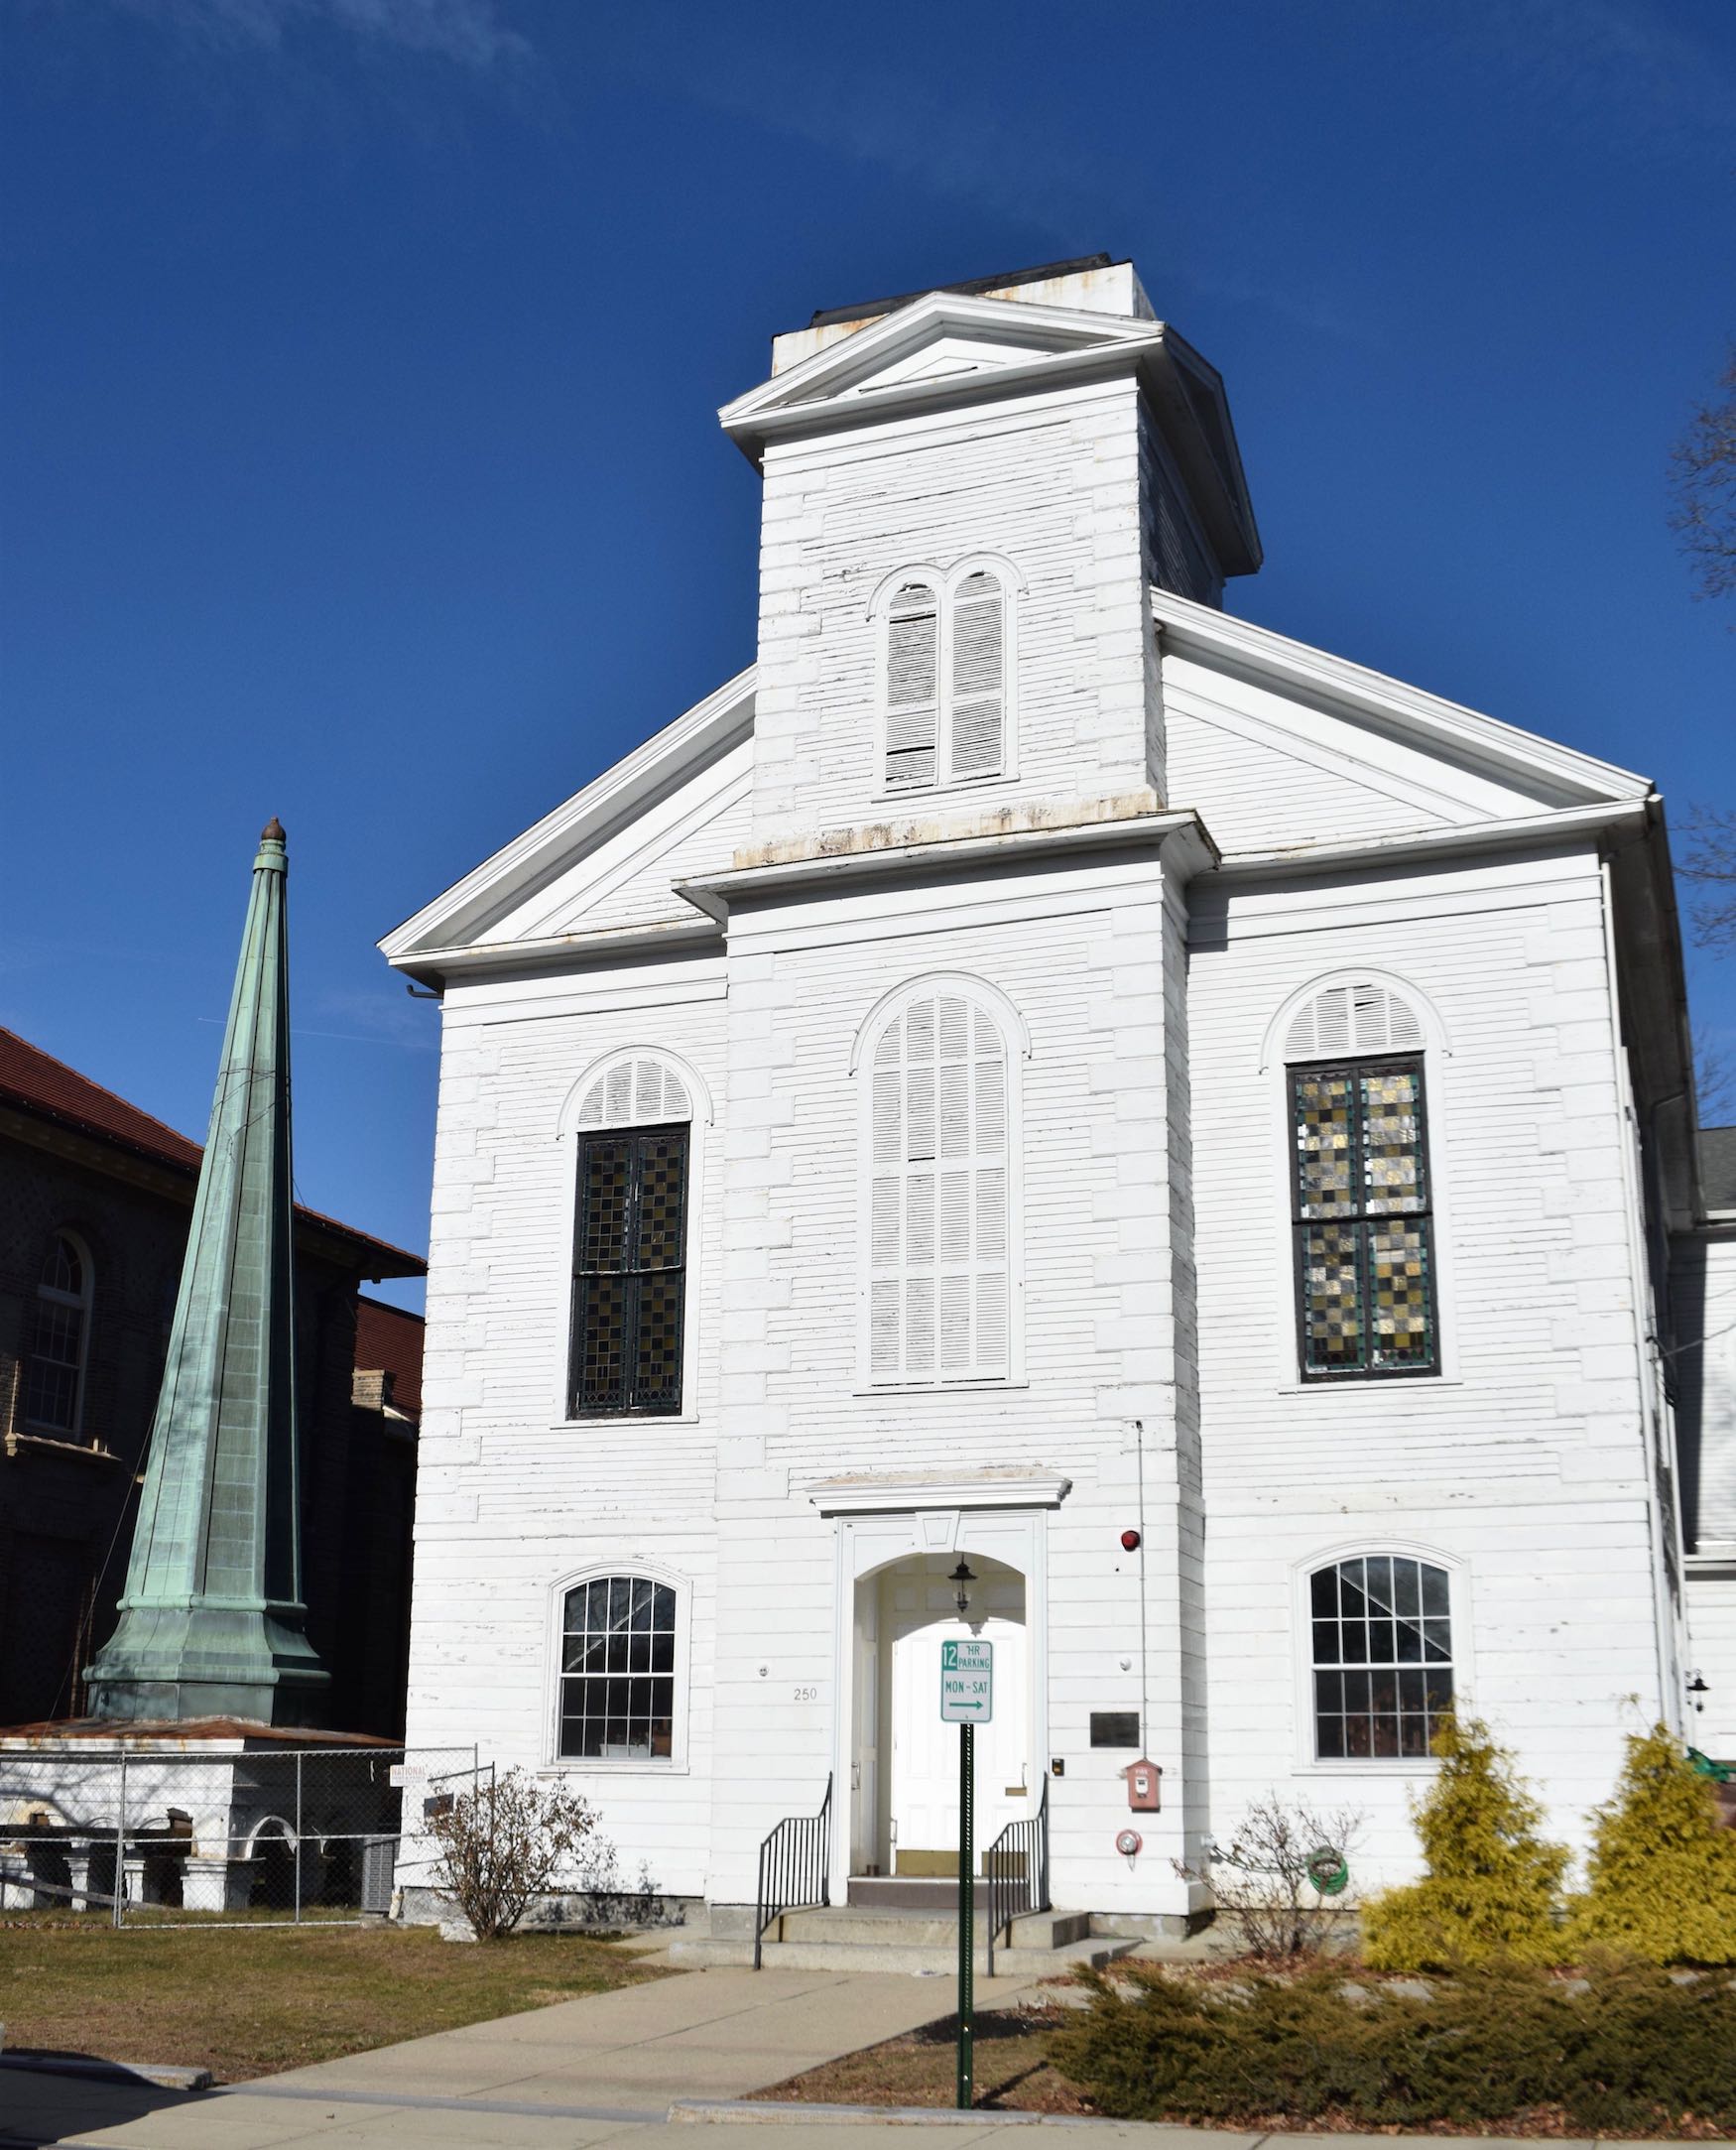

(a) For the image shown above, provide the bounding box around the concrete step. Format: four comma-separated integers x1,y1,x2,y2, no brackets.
665,1932,1129,1976
781,1906,1090,1950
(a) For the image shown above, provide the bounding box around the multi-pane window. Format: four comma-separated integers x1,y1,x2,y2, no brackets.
1291,1057,1436,1379
569,1126,688,1417
26,1232,90,1436
882,568,1008,793
868,990,1010,1384
1310,1555,1453,1760
558,1576,677,1760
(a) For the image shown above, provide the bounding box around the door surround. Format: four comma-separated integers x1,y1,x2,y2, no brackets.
812,1471,1068,1889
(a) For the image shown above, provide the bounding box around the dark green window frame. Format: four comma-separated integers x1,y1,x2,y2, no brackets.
1291,1055,1438,1382
569,1124,688,1418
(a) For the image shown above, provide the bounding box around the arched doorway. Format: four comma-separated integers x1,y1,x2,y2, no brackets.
850,1552,1032,1878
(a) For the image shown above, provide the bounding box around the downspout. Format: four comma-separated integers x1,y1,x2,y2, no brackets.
1599,854,1676,1727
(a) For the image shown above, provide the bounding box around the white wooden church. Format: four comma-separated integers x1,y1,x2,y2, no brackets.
384,257,1734,1946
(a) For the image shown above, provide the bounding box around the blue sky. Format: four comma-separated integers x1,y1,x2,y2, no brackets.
3,0,1733,1313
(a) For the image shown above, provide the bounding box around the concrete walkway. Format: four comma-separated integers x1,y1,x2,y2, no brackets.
0,1962,1662,2150
0,1963,1038,2148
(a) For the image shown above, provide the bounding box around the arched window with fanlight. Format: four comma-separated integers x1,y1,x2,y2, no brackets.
26,1231,93,1437
567,1057,692,1419
1286,979,1438,1381
878,561,1013,794
557,1573,680,1761
1308,1553,1454,1760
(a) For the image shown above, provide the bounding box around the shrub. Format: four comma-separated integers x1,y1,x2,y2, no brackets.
1361,1711,1568,1967
1566,1723,1736,1964
1048,1957,1736,2131
1174,1793,1363,1959
427,1770,600,1941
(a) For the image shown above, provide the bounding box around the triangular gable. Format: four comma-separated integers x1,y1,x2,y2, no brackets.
378,669,753,969
1154,586,1649,847
721,289,1162,435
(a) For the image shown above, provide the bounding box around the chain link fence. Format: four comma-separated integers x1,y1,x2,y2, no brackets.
0,1743,482,1926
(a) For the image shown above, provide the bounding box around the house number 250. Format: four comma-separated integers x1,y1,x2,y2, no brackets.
794,1685,819,1704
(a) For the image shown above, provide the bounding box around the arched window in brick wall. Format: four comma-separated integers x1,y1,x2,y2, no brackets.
1285,980,1438,1381
26,1231,93,1438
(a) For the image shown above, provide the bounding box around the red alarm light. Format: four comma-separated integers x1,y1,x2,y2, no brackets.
1120,1528,1141,1552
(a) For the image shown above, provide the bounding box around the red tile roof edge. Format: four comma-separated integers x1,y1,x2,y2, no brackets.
0,1025,425,1279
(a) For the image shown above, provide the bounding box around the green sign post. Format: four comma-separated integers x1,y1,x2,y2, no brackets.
941,1638,993,2108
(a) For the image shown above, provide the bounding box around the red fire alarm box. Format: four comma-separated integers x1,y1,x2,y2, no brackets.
1124,1758,1162,1812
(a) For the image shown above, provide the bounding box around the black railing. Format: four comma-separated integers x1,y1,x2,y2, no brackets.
753,1773,832,1968
984,1778,1050,1978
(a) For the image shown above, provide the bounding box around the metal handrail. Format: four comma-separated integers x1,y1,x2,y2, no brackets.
984,1777,1049,1978
752,1773,832,1968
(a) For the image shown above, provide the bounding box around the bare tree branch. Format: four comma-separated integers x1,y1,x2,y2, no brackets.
1697,1036,1736,1126
1677,805,1736,954
1670,346,1736,602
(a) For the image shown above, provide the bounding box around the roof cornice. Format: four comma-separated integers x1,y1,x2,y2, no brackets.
1203,800,1648,882
1155,589,1650,808
388,916,721,987
678,808,1216,919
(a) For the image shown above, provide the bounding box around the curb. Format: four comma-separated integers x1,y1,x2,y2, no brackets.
669,2101,1133,2129
0,2052,211,2092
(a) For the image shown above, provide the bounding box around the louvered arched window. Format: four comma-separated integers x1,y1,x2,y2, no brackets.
880,564,1011,793
26,1231,92,1437
1286,980,1437,1381
864,985,1013,1385
568,1057,692,1418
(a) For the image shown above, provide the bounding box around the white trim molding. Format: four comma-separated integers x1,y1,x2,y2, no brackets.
808,1470,1072,1515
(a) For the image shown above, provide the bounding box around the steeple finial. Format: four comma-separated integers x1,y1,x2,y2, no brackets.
261,816,286,841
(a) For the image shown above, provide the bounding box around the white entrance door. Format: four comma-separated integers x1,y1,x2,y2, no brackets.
883,1562,1029,1874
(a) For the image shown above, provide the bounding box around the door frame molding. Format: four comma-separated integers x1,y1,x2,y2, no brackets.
816,1479,1063,1888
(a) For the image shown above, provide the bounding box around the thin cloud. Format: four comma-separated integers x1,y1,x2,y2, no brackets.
101,0,531,70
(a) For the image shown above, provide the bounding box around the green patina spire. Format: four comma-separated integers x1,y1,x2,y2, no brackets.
86,820,327,1723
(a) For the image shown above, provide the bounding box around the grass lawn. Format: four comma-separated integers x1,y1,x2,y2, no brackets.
0,1917,670,2083
754,2006,1089,2116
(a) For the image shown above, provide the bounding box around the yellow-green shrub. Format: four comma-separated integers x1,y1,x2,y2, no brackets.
1565,1724,1736,1964
1362,1712,1568,1968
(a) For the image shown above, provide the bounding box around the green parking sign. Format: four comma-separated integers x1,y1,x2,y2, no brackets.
940,1638,993,1722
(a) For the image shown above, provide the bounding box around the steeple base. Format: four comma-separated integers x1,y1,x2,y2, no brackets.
85,1603,330,1729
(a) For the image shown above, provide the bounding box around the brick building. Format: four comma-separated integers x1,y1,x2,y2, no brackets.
0,1025,425,1736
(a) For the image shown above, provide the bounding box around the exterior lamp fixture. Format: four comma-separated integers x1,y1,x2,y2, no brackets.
950,1559,977,1619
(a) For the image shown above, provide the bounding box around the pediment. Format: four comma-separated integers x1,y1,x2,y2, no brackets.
719,290,1163,452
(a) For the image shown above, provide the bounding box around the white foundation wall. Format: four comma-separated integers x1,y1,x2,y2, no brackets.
703,842,1205,1914
751,379,1161,845
402,954,731,1900
1187,842,1668,1890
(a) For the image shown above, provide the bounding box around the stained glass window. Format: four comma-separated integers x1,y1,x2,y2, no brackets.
1291,1058,1436,1379
1311,1555,1453,1759
570,1126,687,1417
558,1576,678,1759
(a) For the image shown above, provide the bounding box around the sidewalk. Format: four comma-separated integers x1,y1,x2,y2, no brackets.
0,1961,1661,2150
0,1962,1037,2149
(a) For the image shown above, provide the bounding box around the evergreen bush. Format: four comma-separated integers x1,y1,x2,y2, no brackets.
1048,1958,1736,2131
1360,1711,1568,1967
1566,1723,1736,1963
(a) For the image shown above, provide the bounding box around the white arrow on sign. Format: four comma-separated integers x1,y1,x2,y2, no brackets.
940,1637,994,1723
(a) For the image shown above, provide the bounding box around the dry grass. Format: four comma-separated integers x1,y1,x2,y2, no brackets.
0,1918,669,2083
753,2006,1091,2115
